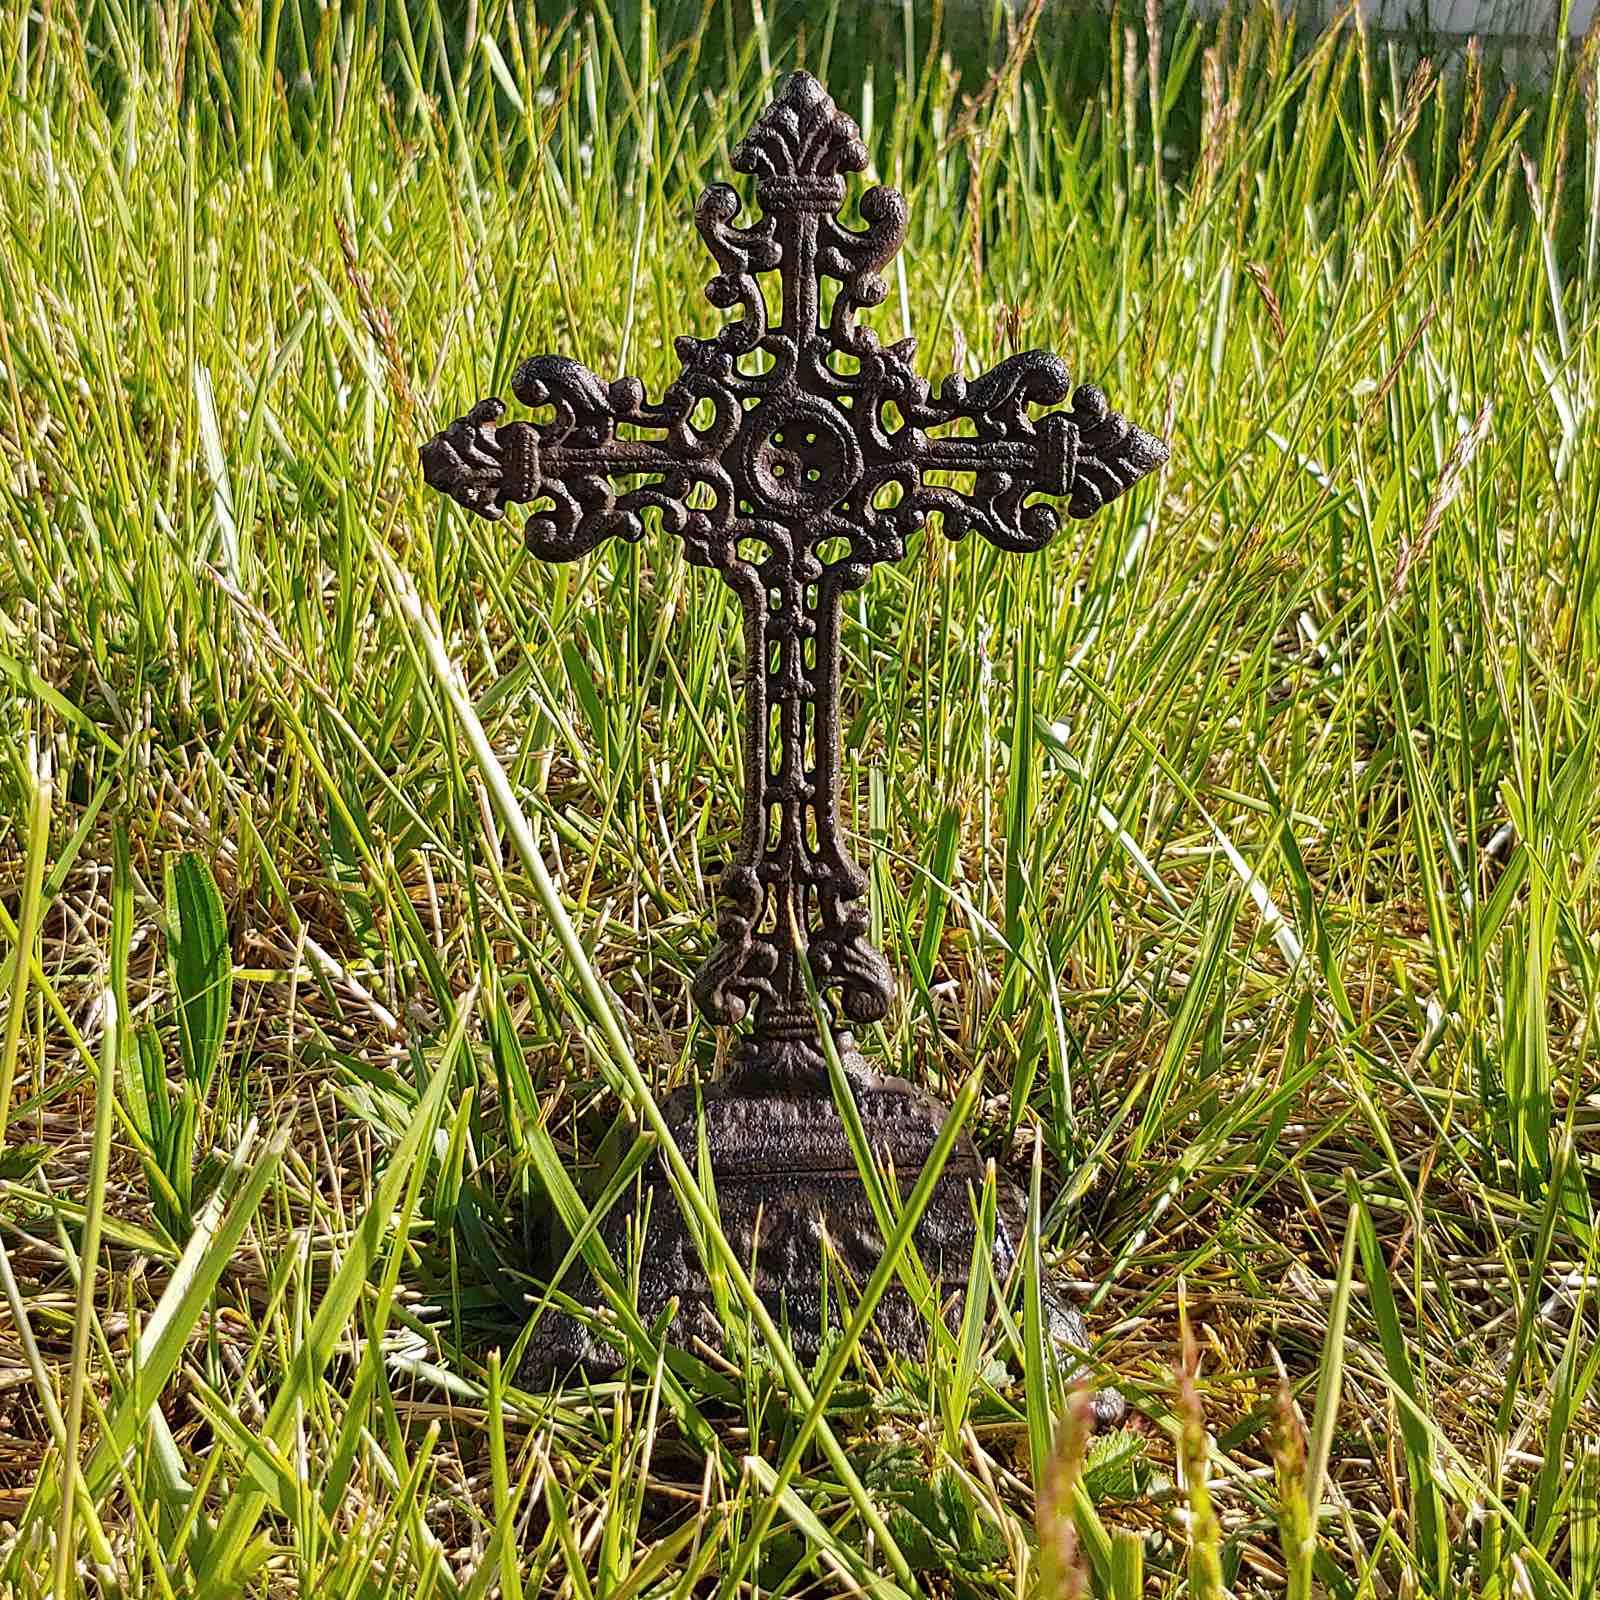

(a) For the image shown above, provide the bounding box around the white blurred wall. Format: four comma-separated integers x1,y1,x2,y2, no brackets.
1350,0,1595,35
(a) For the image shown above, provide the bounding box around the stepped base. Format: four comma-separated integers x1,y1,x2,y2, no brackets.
520,1039,1119,1424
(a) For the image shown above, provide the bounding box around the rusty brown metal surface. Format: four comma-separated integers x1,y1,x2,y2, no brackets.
421,72,1168,1396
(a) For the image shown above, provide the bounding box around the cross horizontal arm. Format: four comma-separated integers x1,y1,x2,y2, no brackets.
419,399,682,513
886,360,1169,545
419,355,741,563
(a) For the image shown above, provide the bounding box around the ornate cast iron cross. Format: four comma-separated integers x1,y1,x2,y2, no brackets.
422,73,1168,1388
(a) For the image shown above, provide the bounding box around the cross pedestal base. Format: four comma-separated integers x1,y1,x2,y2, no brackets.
521,1039,1121,1426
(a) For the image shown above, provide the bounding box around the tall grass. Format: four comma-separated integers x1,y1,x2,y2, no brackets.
1,1,1597,1595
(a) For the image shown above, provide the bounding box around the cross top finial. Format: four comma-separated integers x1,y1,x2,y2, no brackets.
421,72,1169,1070
730,71,868,208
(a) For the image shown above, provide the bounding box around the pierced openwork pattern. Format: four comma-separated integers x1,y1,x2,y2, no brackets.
421,72,1169,1060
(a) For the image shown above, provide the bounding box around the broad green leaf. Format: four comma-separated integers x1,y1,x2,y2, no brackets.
164,853,233,1098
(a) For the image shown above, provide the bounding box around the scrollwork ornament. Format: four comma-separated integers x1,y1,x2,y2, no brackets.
421,70,1170,1067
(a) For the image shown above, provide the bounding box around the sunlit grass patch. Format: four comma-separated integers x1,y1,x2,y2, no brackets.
1,0,1598,1594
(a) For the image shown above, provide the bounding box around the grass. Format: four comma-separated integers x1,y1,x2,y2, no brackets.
2,0,1599,1593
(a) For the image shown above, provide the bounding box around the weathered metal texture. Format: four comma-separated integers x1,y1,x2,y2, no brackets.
519,1034,1106,1411
421,72,1168,1395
